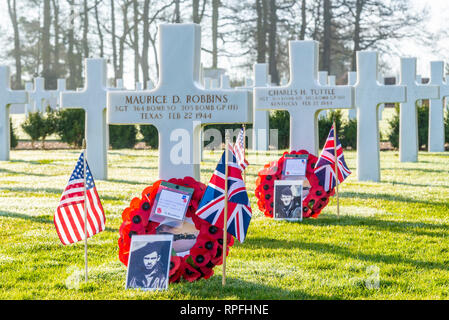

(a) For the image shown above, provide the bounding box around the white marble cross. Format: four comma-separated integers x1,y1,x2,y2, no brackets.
354,51,406,182
347,72,357,120
49,79,67,110
27,77,52,113
61,58,109,180
116,79,125,89
0,66,27,160
253,63,270,151
377,74,385,120
254,40,353,155
220,75,231,89
24,82,33,116
399,58,439,162
107,24,252,180
135,82,143,91
428,61,449,152
317,72,329,119
146,80,154,90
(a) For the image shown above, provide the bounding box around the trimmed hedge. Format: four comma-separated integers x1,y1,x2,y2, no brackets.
109,125,138,149
10,118,18,149
387,103,429,150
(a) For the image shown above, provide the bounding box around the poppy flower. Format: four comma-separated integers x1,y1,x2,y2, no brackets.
191,247,214,268
254,150,334,219
118,177,232,284
182,261,202,282
169,256,182,277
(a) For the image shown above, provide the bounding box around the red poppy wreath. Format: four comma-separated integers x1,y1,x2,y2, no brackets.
118,176,234,283
254,150,335,219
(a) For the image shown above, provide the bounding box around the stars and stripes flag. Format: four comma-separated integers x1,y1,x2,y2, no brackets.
232,127,249,171
195,145,252,243
314,124,351,192
54,152,105,245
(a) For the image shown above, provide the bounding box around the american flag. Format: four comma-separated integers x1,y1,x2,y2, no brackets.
314,124,351,191
54,152,105,245
232,127,249,171
195,145,252,243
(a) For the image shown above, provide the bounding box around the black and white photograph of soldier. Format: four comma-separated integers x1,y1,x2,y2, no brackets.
126,234,173,291
274,180,303,221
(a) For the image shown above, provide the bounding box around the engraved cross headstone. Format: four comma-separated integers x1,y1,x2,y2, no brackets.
253,63,270,151
399,58,439,162
0,66,27,160
428,61,449,152
107,24,251,180
61,58,109,180
254,40,353,155
354,51,406,181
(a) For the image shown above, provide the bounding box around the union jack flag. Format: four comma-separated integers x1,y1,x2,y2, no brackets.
314,124,351,192
233,127,249,171
54,152,105,245
195,145,252,243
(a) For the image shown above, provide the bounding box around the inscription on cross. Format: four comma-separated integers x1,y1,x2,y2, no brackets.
107,24,251,180
254,40,353,155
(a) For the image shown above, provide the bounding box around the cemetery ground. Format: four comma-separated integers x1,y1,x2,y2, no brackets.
1,146,448,300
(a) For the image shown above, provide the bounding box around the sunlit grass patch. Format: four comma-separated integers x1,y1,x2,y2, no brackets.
0,148,448,299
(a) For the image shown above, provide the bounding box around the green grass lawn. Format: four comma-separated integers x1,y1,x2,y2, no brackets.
0,148,448,300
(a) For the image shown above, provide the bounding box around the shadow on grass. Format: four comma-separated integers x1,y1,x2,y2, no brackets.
1,186,124,202
0,210,118,234
383,181,449,189
108,151,158,158
0,211,53,224
170,276,336,300
108,178,153,185
382,167,448,174
246,235,448,272
306,214,449,239
340,191,449,210
0,167,51,177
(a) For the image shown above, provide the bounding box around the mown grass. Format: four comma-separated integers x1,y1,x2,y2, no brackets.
1,148,448,300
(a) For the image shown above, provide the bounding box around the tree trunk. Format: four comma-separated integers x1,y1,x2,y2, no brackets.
95,0,104,57
299,0,306,40
351,0,363,71
141,0,150,86
321,0,332,72
42,0,52,86
7,0,22,89
133,0,140,83
67,0,77,89
111,0,118,78
256,0,267,63
211,0,219,68
52,0,61,81
268,0,279,84
174,0,181,23
82,0,89,58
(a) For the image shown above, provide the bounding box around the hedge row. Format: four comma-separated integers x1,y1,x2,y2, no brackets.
11,104,449,151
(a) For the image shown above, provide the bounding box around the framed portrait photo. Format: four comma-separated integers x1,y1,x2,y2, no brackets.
125,234,173,291
274,180,303,221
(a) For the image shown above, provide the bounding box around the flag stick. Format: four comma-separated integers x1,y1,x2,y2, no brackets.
82,139,88,282
222,131,230,286
242,124,246,185
332,119,340,219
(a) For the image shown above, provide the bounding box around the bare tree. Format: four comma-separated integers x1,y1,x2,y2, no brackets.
7,0,22,89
